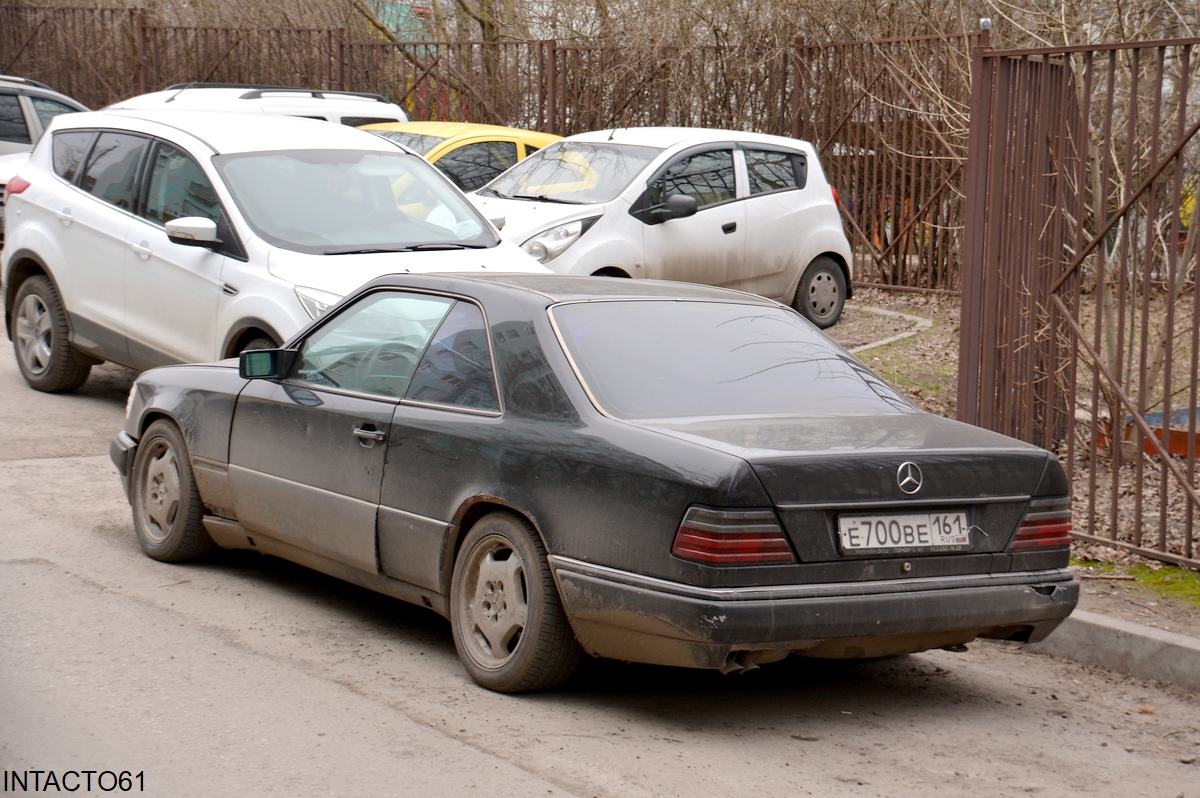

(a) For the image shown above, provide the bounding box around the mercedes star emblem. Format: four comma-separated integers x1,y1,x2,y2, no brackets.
897,461,923,494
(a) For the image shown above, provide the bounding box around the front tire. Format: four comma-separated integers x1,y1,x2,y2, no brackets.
12,275,91,392
130,420,213,562
793,256,847,329
451,511,582,692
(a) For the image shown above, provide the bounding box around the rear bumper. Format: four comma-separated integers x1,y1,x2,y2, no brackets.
549,556,1079,670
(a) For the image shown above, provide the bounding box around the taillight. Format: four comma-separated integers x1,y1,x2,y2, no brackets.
671,506,796,565
1010,497,1073,550
831,186,842,211
6,175,30,194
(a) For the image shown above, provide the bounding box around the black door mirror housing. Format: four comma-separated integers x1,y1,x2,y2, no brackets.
650,193,698,223
239,348,296,380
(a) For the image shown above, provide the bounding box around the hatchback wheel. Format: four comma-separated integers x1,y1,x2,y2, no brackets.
130,420,213,562
12,275,91,392
451,511,582,692
793,256,847,329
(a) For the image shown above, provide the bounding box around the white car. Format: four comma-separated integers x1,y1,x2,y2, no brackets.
471,127,854,327
2,109,545,392
106,83,408,127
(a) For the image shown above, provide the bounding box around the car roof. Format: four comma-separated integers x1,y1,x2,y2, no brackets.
47,109,404,155
357,272,781,306
0,75,89,110
563,126,811,150
360,120,559,141
107,84,405,115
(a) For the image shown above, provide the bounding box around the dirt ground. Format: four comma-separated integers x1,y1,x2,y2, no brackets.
827,288,1200,642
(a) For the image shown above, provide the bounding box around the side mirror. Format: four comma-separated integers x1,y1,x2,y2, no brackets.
239,348,296,380
650,193,698,223
165,217,220,247
489,216,506,230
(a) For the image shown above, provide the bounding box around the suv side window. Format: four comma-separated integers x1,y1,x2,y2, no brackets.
0,94,30,144
52,131,95,183
650,149,735,209
436,141,519,191
143,143,221,226
31,97,81,130
80,132,150,211
745,149,807,195
405,300,499,412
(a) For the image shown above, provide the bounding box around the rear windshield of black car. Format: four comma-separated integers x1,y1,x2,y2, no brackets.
550,300,918,420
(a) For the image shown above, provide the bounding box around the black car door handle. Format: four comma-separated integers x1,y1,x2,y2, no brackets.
722,222,737,234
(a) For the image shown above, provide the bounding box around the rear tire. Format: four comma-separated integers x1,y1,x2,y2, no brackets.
12,275,91,392
792,256,847,329
130,420,213,562
451,511,582,692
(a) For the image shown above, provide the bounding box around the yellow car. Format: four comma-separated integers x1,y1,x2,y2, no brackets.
359,121,561,191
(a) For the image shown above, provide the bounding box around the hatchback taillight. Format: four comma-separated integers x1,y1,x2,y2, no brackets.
1010,497,1073,550
831,186,842,211
6,175,30,194
671,506,796,564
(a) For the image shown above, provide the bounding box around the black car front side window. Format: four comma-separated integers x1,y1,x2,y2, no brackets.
649,149,736,209
142,143,221,226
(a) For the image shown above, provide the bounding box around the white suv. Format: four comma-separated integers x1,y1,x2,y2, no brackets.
2,109,544,392
106,83,408,126
472,127,854,327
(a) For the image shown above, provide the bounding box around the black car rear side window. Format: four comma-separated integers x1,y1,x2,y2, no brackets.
0,94,30,144
80,132,150,211
405,300,500,413
745,149,807,195
52,131,94,183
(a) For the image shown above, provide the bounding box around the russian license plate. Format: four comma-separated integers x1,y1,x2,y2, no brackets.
838,511,971,553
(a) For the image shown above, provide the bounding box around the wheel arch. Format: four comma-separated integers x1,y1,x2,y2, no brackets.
4,249,54,340
220,318,285,359
590,266,632,279
440,497,549,598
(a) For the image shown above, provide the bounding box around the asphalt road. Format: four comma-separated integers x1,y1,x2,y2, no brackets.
2,353,1198,798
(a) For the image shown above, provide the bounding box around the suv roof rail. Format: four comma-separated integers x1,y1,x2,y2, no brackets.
161,82,394,104
0,75,54,90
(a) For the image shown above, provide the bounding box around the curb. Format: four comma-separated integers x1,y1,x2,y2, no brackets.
1025,610,1200,694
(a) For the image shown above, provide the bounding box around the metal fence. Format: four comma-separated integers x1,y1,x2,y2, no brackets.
1,6,980,292
960,37,1200,568
794,33,980,292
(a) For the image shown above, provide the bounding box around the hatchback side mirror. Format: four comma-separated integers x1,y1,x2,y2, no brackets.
239,348,296,380
650,193,698,223
165,217,220,247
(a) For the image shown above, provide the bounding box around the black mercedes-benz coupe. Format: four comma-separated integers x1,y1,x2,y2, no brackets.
111,273,1077,692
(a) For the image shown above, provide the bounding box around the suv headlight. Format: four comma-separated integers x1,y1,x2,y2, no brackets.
295,286,342,319
520,217,599,264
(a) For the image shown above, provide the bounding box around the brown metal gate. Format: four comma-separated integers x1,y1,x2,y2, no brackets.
960,38,1200,569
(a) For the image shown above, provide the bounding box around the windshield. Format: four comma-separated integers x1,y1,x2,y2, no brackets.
551,300,918,420
214,149,495,254
482,141,662,204
368,130,445,155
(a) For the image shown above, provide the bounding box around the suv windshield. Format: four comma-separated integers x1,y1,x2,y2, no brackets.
551,300,917,420
214,149,495,254
482,141,661,204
